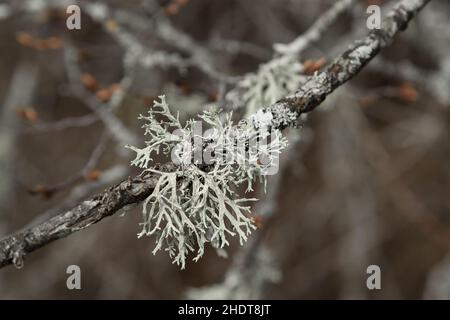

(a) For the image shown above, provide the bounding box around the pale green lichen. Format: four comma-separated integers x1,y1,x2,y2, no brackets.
226,56,306,115
127,96,288,269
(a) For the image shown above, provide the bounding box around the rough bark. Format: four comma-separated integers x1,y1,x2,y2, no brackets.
268,0,431,128
0,166,173,268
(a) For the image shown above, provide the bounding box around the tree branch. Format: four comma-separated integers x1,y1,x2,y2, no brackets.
274,0,355,56
268,0,431,128
0,0,431,269
0,165,173,269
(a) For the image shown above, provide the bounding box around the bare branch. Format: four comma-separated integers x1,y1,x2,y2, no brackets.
274,0,355,56
0,164,174,269
26,130,110,199
22,165,129,232
63,43,138,146
21,113,99,133
268,0,431,127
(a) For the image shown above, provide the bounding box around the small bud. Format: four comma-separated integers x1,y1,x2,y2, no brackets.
33,39,47,51
86,170,102,181
359,94,378,107
208,90,219,102
96,89,112,102
253,214,264,229
17,107,38,122
303,57,326,75
45,36,63,50
105,19,119,32
81,73,98,92
29,185,54,199
398,83,418,103
15,32,34,48
165,3,179,16
109,83,122,94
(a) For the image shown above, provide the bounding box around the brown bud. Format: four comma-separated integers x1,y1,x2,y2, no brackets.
303,57,326,75
33,39,47,51
18,107,38,122
86,170,102,181
105,19,119,32
165,3,179,16
398,83,418,103
208,90,219,102
81,73,98,92
109,83,122,94
96,88,112,102
253,215,264,229
359,94,378,107
16,32,34,48
45,36,63,50
30,185,54,199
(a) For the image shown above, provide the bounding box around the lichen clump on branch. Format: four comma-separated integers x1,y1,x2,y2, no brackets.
127,96,287,269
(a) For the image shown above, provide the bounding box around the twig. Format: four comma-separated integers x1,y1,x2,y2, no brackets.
27,130,110,198
369,57,450,107
21,113,99,133
23,165,129,230
63,43,138,146
274,0,355,56
84,2,238,83
267,0,431,125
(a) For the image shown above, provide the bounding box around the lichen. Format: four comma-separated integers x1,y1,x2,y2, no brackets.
226,55,307,115
127,96,288,268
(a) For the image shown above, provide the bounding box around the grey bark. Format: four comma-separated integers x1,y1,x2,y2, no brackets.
0,165,173,269
268,0,431,128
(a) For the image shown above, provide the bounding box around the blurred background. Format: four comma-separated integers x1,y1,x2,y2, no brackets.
1,0,450,299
